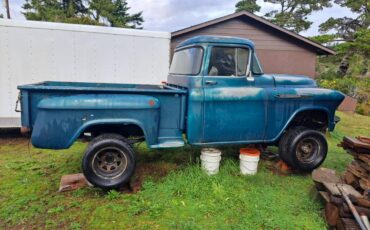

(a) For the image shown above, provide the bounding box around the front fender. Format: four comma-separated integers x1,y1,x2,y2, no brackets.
269,106,330,142
31,94,160,149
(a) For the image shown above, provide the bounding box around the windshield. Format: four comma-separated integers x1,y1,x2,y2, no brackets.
170,47,203,75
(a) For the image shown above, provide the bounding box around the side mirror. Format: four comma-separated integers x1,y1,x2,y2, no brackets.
246,70,254,82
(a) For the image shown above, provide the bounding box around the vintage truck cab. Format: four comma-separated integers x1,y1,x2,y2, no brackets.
18,36,345,189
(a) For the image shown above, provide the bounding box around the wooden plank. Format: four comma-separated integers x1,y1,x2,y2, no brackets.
349,195,370,208
312,168,341,191
319,191,331,203
342,136,370,153
347,163,369,180
325,202,340,227
323,183,362,198
357,137,370,145
355,160,369,173
359,178,370,191
331,194,370,209
343,170,358,185
352,160,369,173
344,136,370,150
342,204,370,217
331,195,345,206
358,154,370,167
340,207,353,218
337,218,360,230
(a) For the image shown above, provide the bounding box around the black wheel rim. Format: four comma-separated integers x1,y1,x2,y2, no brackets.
92,147,128,179
296,137,321,164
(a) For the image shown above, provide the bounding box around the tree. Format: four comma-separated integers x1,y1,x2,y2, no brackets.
23,0,65,21
318,0,369,76
264,0,332,33
319,0,369,42
310,34,337,44
22,0,144,28
235,0,261,13
89,0,143,28
61,0,88,16
109,0,143,28
23,0,94,23
89,0,115,22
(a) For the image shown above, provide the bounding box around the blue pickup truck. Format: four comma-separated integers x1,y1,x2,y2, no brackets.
18,36,345,189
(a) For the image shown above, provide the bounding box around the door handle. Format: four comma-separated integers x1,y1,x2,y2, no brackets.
205,80,218,86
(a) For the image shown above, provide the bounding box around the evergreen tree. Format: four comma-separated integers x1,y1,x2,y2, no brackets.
110,0,143,28
61,0,88,15
318,0,369,76
319,0,369,42
235,0,261,13
89,0,115,22
22,0,143,28
264,0,332,33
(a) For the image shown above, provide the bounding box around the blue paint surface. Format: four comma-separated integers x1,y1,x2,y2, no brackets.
18,35,345,149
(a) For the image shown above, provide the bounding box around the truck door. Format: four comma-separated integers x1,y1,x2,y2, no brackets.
202,46,267,143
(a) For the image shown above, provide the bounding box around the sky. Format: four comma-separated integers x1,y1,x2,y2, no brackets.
1,0,357,37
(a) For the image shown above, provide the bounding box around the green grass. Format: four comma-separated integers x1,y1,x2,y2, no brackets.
0,112,369,229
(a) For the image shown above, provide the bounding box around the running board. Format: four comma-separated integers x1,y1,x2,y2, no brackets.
149,140,185,148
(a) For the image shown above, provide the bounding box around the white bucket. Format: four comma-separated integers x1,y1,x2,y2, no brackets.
240,152,260,175
200,148,222,175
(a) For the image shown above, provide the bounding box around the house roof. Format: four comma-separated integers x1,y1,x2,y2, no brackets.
177,35,255,49
172,11,335,55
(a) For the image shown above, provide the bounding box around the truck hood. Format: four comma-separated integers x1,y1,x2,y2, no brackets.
271,74,317,88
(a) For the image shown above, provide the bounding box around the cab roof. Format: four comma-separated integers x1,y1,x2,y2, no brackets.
176,35,255,50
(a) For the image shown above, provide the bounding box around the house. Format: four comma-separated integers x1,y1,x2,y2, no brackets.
171,11,335,78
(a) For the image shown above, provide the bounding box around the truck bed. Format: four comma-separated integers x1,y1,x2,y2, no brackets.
18,81,187,149
18,81,186,94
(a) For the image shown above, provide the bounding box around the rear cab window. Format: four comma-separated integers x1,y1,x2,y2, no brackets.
170,47,203,75
208,47,250,77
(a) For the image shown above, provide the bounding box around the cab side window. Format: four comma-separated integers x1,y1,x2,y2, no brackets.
208,47,249,77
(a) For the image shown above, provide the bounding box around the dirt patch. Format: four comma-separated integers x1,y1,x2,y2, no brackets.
120,162,178,194
0,137,29,146
0,222,31,230
0,137,30,154
0,128,30,148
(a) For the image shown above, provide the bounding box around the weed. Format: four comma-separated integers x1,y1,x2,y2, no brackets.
47,206,65,214
105,190,120,200
70,222,82,230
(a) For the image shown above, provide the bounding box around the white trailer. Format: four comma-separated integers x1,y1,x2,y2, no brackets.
0,19,171,128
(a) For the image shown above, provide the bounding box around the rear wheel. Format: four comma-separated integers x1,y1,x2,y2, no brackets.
279,127,327,171
82,134,136,189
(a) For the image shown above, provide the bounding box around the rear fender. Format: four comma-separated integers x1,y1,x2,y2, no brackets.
31,94,160,149
69,119,147,147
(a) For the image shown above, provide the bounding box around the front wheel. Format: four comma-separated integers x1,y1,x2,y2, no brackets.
279,127,328,171
82,134,136,189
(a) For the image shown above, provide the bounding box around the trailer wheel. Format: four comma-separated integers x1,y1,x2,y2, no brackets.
279,127,327,171
82,134,136,189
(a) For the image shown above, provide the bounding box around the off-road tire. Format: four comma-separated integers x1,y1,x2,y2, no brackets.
279,127,327,171
82,134,136,189
278,126,306,166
